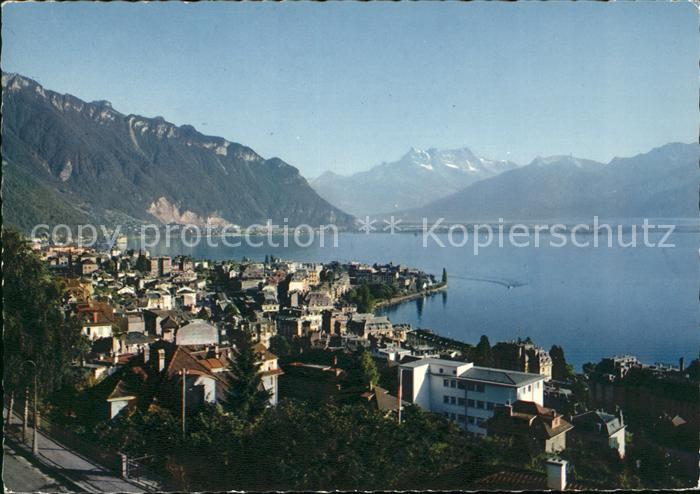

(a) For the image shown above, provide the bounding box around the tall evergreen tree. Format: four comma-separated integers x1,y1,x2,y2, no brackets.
224,331,271,423
360,351,379,390
474,335,493,367
135,251,150,272
550,344,573,380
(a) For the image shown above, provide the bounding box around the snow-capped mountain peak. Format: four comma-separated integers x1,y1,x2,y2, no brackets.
311,145,517,215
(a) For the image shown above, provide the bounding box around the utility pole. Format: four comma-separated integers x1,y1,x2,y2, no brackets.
23,387,29,441
397,366,403,424
23,360,39,456
181,368,187,440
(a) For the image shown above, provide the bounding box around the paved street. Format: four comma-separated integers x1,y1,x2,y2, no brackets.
4,410,145,492
3,444,67,493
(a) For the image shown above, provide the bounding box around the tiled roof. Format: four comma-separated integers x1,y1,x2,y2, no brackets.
253,342,278,362
472,469,589,490
200,357,228,370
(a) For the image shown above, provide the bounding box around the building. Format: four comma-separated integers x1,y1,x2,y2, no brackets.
253,343,283,406
321,308,354,335
175,319,220,346
482,400,573,453
569,410,626,458
145,289,173,310
125,312,146,333
347,313,394,339
159,256,172,276
79,303,115,340
492,341,553,381
176,286,197,309
470,458,593,491
398,358,545,435
287,270,310,294
149,258,160,276
165,346,229,408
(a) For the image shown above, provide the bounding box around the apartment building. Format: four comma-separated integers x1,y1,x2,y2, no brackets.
399,358,545,435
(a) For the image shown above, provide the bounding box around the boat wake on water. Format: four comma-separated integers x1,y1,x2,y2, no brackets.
450,274,527,289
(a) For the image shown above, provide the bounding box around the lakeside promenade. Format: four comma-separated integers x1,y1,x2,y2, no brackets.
374,283,447,310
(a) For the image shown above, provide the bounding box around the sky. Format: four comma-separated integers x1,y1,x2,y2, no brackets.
2,2,697,178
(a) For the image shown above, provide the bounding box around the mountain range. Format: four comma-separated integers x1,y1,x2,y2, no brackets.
3,73,696,231
310,147,516,216
399,143,699,222
1,73,353,231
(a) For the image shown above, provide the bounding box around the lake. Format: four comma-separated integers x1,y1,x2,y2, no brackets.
136,228,698,369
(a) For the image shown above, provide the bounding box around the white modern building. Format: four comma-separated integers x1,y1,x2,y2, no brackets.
399,358,545,434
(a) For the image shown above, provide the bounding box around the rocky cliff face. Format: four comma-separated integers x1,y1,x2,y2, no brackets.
1,73,353,230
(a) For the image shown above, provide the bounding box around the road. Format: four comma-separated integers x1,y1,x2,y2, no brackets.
4,410,146,492
3,443,67,492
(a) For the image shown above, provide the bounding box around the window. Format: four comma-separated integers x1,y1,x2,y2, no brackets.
476,417,484,425
439,368,444,374
452,370,456,375
443,395,449,404
527,385,532,392
476,384,485,393
467,383,476,391
450,380,456,388
457,381,466,389
467,399,475,408
477,401,485,409
486,402,494,411
443,379,449,387
458,414,465,423
450,413,456,420
468,416,475,424
458,397,466,406
450,396,456,405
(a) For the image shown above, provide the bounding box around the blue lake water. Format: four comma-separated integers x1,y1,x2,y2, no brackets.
137,229,698,369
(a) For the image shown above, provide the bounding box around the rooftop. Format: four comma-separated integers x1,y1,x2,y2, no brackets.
400,358,544,386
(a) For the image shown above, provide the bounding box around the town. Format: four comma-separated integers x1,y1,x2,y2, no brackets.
3,230,698,491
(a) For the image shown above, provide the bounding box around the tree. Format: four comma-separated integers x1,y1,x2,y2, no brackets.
359,285,375,313
474,335,493,367
441,268,448,284
550,344,573,381
102,258,117,275
224,331,271,423
360,351,379,390
3,229,86,426
135,251,150,272
269,335,292,357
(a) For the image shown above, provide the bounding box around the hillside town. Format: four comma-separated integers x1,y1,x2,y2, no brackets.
3,235,697,491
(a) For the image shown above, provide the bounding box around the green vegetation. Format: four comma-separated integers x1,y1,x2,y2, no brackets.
269,334,292,357
3,228,89,421
360,351,380,389
475,335,494,367
345,282,400,313
224,331,271,423
550,344,575,381
134,252,150,273
95,398,531,491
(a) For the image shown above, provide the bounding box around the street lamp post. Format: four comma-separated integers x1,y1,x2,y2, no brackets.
181,368,187,440
22,360,39,456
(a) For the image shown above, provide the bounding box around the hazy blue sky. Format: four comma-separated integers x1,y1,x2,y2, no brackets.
2,2,697,177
